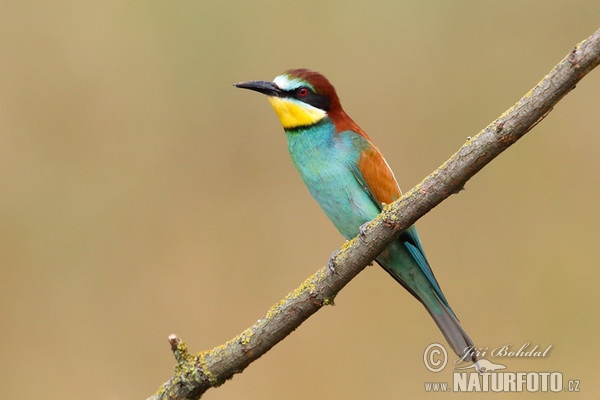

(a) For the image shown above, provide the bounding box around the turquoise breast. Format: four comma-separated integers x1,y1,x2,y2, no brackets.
285,119,381,239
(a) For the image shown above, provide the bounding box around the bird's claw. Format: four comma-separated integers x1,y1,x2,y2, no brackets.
358,221,370,239
328,250,339,274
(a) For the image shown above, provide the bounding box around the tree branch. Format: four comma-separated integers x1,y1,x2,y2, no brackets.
148,28,600,400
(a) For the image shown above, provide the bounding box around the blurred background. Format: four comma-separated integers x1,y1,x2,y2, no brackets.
1,1,599,399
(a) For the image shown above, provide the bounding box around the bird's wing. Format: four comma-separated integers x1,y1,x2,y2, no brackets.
352,145,401,208
351,140,451,308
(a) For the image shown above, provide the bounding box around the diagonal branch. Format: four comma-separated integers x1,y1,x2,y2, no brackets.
148,28,600,400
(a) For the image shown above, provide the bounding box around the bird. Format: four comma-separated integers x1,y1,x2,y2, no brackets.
235,68,476,362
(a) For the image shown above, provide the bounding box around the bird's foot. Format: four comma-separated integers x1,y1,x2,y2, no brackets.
358,221,370,240
328,250,339,274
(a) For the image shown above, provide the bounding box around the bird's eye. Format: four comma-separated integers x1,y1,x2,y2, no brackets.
297,87,309,97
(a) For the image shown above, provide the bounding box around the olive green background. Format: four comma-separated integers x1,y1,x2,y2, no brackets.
2,1,599,399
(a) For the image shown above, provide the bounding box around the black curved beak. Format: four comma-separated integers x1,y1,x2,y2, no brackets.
234,80,282,97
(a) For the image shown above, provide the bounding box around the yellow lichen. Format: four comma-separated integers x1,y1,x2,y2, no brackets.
265,297,287,319
239,328,254,345
198,351,219,386
339,240,353,253
322,295,336,306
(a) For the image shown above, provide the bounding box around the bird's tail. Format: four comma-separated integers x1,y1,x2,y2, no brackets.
376,235,476,363
425,291,477,363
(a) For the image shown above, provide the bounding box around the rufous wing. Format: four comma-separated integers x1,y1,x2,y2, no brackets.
355,145,401,208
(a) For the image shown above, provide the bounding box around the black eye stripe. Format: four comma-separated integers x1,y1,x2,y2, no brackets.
287,87,331,111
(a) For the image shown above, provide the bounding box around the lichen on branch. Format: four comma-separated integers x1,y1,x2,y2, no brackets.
148,28,600,400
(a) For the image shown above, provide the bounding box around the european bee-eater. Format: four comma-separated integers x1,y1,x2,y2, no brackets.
235,69,475,361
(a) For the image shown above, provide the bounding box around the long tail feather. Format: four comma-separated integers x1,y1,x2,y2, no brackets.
425,291,477,363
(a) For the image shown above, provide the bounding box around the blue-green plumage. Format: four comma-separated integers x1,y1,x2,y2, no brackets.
286,118,451,315
286,119,380,237
235,68,476,362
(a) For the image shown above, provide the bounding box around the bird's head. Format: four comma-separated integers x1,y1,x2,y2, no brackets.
235,68,344,130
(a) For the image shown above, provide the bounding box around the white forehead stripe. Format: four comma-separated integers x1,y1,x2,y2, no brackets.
273,75,298,91
273,74,314,91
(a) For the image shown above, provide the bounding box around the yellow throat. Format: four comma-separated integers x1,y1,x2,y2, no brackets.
268,97,327,129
